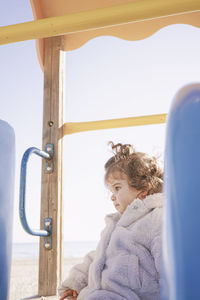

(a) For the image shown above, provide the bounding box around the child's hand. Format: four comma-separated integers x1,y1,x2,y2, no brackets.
59,289,78,300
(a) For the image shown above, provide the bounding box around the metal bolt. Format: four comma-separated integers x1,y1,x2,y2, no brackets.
46,146,52,152
45,221,51,227
48,121,54,127
45,243,50,249
46,166,52,171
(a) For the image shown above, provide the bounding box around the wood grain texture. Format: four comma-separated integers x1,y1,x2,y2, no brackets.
38,36,65,296
26,296,59,300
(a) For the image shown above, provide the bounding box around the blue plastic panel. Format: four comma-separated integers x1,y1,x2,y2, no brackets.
163,83,200,300
0,120,15,300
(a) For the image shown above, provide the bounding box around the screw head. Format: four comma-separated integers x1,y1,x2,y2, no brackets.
48,121,54,127
45,221,51,227
45,243,50,249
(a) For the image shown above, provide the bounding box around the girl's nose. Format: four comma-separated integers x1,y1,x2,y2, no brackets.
111,194,115,201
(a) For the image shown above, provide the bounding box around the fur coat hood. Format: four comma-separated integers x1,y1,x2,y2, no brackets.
58,193,163,300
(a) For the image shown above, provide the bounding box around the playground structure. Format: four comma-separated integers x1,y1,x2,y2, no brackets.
163,83,200,300
0,121,15,300
1,0,200,299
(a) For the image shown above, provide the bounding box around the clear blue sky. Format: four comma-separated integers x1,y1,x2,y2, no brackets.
1,1,200,243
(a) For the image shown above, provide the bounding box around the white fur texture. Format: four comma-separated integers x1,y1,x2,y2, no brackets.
58,193,163,300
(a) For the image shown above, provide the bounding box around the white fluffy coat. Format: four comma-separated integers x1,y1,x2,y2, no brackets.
58,193,163,300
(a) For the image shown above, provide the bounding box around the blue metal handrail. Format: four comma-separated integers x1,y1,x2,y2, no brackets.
19,146,52,237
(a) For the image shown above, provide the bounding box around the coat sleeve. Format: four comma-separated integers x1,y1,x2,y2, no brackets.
150,208,162,276
58,250,96,296
151,234,162,275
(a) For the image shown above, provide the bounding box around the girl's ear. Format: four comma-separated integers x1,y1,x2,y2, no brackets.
138,191,147,200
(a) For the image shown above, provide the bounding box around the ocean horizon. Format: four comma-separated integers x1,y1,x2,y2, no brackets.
12,240,98,259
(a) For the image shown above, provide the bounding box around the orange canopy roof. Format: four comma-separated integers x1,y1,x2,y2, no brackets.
30,0,200,69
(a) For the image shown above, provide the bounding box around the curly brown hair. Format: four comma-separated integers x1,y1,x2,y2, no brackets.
105,142,163,195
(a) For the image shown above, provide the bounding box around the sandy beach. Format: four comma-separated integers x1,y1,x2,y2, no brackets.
9,257,83,300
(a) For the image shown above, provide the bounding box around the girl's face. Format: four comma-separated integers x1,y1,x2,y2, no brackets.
106,172,141,214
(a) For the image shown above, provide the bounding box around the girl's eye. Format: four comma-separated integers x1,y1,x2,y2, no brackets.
115,186,120,191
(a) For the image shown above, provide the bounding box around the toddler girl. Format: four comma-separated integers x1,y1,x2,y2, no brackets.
58,142,163,300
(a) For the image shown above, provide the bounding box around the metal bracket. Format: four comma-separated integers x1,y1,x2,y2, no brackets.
45,143,54,173
43,218,52,250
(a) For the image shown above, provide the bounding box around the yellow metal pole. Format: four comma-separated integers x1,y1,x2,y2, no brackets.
0,0,200,45
63,114,167,135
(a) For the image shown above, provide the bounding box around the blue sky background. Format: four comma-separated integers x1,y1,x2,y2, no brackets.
1,1,200,244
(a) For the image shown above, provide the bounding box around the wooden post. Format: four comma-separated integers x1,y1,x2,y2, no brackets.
38,36,65,296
